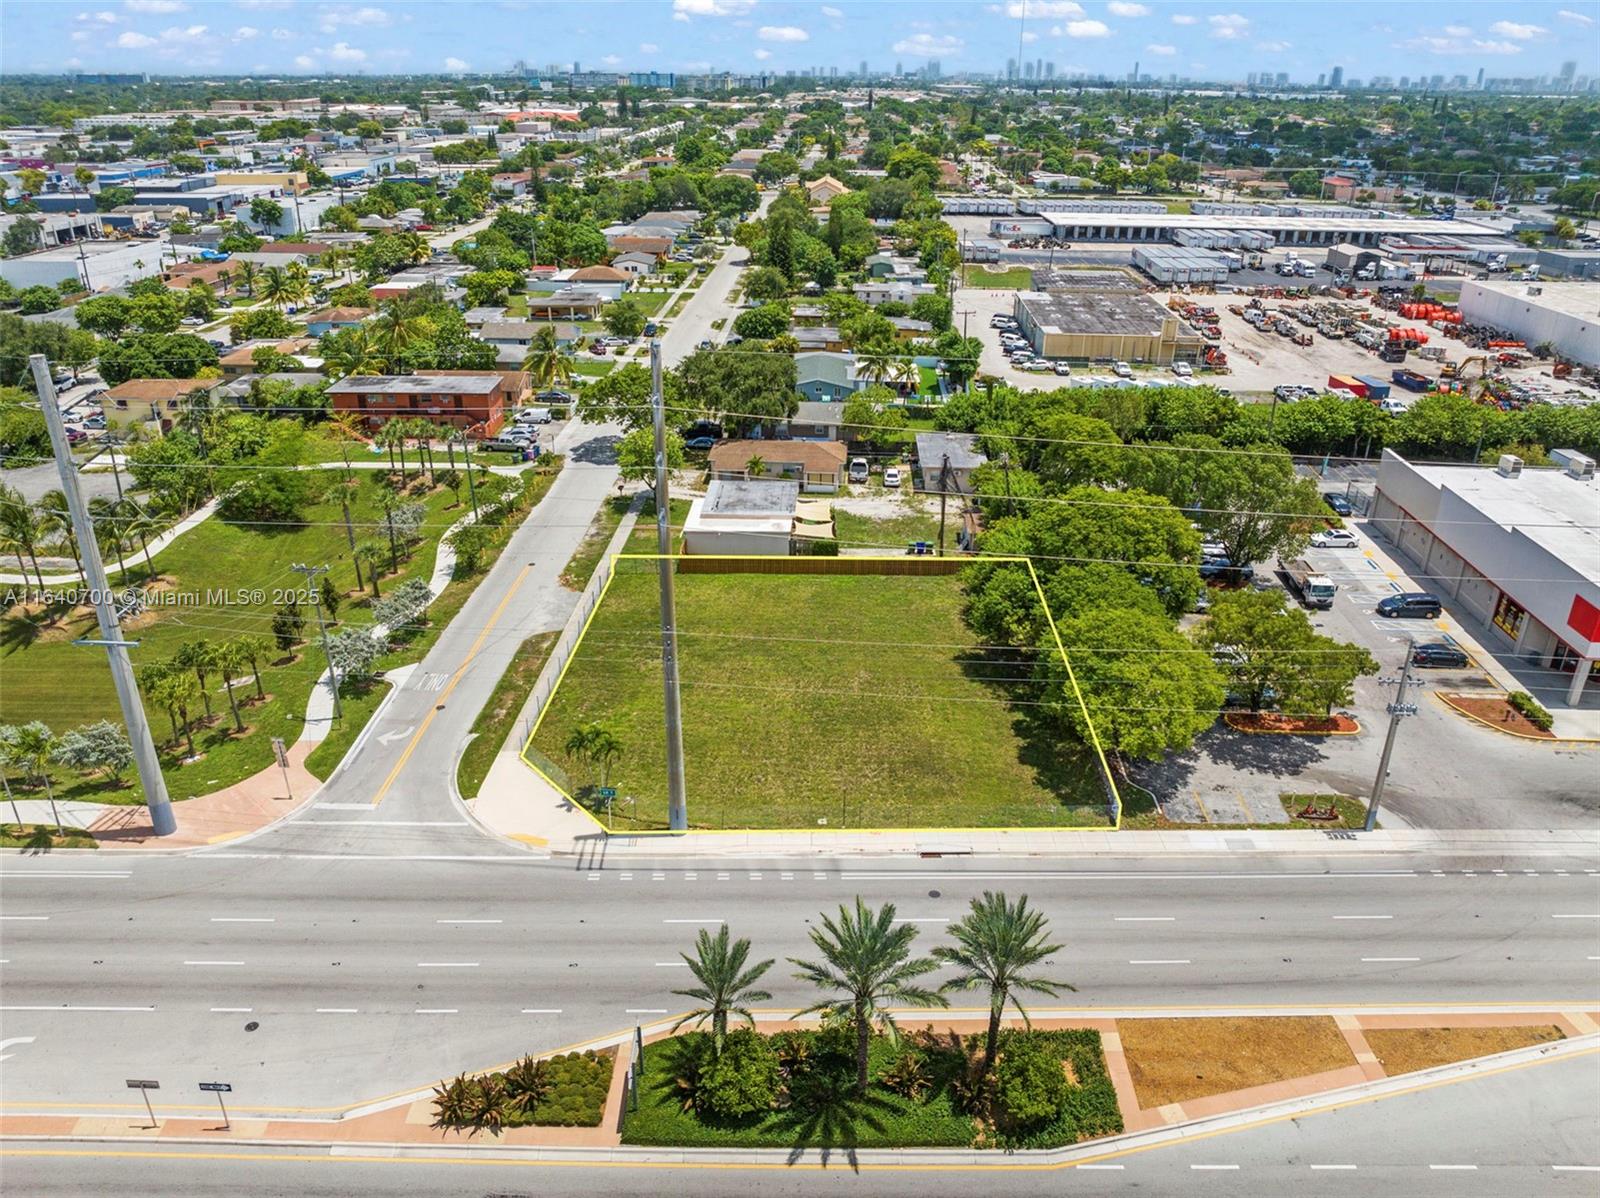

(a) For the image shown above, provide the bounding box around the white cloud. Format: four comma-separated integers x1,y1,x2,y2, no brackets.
758,24,809,41
124,0,186,11
270,25,292,37
821,4,843,15
328,40,366,61
444,55,468,70
1170,13,1197,24
892,32,963,56
1004,0,1082,15
294,53,316,68
1020,29,1038,42
1407,33,1523,55
115,29,157,46
1443,24,1471,35
233,25,258,40
639,41,659,51
1488,20,1545,39
1065,18,1111,36
1145,42,1176,54
1208,12,1249,39
71,29,91,41
317,5,391,33
672,0,755,18
754,47,772,59
94,10,120,22
1558,9,1594,25
1108,1,1149,15
601,53,622,65
157,23,207,42
1255,39,1290,52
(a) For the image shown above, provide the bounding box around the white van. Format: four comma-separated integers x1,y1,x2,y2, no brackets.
848,457,869,484
514,407,552,425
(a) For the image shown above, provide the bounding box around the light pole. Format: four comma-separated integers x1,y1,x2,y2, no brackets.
1364,637,1418,832
650,339,688,831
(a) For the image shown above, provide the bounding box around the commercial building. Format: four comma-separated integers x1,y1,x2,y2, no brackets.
986,211,1499,248
1458,280,1599,367
682,479,803,556
1371,449,1600,707
326,371,530,436
1012,284,1205,365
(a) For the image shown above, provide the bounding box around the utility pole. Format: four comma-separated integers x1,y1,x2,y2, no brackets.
1364,636,1418,832
30,355,176,837
650,339,688,831
291,562,342,719
936,452,951,556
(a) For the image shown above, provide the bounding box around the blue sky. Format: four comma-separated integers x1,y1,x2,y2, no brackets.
3,1,1593,81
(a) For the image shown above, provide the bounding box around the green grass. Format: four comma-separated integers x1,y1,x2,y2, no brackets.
831,506,944,552
628,290,670,316
560,495,632,590
0,822,100,849
622,1028,1120,1150
961,266,1035,290
454,631,559,799
665,292,691,319
303,675,392,781
571,360,616,377
1163,199,1193,214
917,365,940,396
531,566,1108,830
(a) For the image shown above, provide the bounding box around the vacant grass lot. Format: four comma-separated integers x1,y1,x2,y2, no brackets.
1120,1016,1355,1108
961,266,1035,290
1363,1025,1564,1076
832,507,945,552
530,565,1108,830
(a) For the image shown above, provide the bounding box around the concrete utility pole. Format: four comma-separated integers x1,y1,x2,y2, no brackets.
936,452,952,556
650,340,688,831
29,355,176,836
1364,636,1418,832
291,562,342,719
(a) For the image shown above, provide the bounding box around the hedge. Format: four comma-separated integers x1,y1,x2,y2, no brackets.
1506,690,1554,731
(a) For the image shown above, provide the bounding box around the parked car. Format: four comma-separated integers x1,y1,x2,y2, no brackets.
883,466,902,488
1376,592,1443,619
848,457,869,484
514,407,553,425
1112,361,1133,378
588,342,607,355
643,321,658,336
1052,362,1073,376
65,428,87,445
1310,529,1359,548
697,339,714,351
684,436,717,451
1199,558,1255,583
1171,361,1193,377
51,371,73,386
1412,642,1471,668
83,412,107,429
534,389,572,403
1323,493,1353,517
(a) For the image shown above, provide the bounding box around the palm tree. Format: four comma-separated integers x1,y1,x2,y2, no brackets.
235,635,270,700
321,326,385,378
521,326,573,391
257,265,292,311
9,722,62,833
0,485,47,594
563,721,622,792
857,347,895,387
173,641,216,722
86,497,128,578
284,262,313,309
116,499,158,580
790,897,948,1094
36,490,84,585
891,358,920,396
369,299,428,371
213,639,251,733
932,892,1075,1080
397,231,430,264
235,259,259,299
670,926,775,1056
152,672,201,759
744,455,767,479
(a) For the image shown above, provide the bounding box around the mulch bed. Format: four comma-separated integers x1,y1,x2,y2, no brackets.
1224,712,1359,735
1439,693,1555,739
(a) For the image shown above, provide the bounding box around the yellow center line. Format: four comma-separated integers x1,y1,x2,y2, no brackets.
372,564,531,808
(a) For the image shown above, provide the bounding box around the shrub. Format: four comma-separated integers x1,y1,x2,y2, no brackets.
1507,690,1554,731
879,1051,932,1102
699,1030,781,1120
792,537,839,556
993,1034,1067,1133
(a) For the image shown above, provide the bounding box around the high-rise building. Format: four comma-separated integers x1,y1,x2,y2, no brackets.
1329,65,1344,88
1317,72,1326,86
829,66,838,78
1476,66,1485,88
1006,57,1017,80
1246,71,1259,86
1044,62,1055,79
1035,57,1044,80
1559,60,1578,89
1275,71,1289,86
928,59,941,79
1024,61,1035,80
859,59,868,77
1429,73,1444,89
895,59,903,75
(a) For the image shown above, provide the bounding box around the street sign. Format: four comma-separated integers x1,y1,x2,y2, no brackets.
125,1080,159,1089
126,1079,160,1128
598,787,618,799
271,737,289,769
199,1082,231,1093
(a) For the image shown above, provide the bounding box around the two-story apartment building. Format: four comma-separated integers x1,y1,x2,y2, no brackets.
325,370,530,436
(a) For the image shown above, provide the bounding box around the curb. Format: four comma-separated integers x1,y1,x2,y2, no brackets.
1223,713,1361,736
1433,691,1600,745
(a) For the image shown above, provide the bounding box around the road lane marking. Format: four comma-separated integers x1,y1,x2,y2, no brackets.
0,1005,153,1012
435,919,503,925
841,871,1417,881
1115,917,1175,922
0,871,130,879
654,962,689,967
0,916,48,921
1130,959,1190,965
184,960,244,966
1551,914,1600,919
520,1008,563,1014
626,1008,668,1014
1332,915,1392,920
209,1008,252,1013
0,1035,36,1062
417,962,479,968
210,917,274,923
1361,957,1420,962
372,563,531,808
316,1008,358,1014
1553,1166,1600,1172
299,820,468,827
662,918,722,923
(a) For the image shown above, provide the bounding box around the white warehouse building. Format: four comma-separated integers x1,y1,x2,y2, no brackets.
1370,449,1600,707
1458,279,1600,368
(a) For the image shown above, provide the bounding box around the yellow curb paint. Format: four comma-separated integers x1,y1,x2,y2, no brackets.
1431,691,1600,746
374,564,532,808
519,553,1124,834
205,831,247,845
509,834,549,846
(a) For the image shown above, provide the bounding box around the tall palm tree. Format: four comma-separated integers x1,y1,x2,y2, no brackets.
173,641,217,722
790,897,948,1094
235,259,259,299
85,497,128,579
321,326,385,378
284,261,313,309
857,347,895,387
116,499,158,580
9,722,62,833
521,326,573,391
369,299,427,371
0,485,47,594
152,672,201,759
932,892,1075,1080
36,489,83,584
257,265,292,311
891,358,920,395
235,635,270,700
670,926,775,1056
397,231,430,264
213,639,251,733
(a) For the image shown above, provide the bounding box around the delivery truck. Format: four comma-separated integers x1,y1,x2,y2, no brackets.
1281,558,1338,609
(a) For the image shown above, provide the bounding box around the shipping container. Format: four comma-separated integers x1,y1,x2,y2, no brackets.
1355,375,1391,400
1391,369,1431,392
1327,374,1368,397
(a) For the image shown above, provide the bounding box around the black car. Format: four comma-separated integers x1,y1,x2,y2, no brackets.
1412,642,1470,668
1323,493,1353,517
1377,592,1443,619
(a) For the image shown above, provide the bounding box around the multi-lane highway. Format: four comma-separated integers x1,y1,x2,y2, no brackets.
1,852,1595,1110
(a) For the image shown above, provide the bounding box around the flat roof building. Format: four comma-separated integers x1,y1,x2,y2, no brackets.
1458,279,1600,367
1012,288,1205,365
682,479,801,556
1372,448,1600,707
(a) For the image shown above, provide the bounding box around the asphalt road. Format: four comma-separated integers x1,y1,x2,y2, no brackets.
1,853,1595,1110
4,1034,1593,1196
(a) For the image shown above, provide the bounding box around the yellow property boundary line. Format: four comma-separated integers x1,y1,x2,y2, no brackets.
1432,691,1600,745
518,553,1124,834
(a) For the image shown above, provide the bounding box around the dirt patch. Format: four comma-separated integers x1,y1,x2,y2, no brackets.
1225,712,1360,735
1438,693,1556,739
1119,1016,1355,1108
1365,1026,1565,1076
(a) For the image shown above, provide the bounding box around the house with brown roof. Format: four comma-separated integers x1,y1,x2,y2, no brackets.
259,241,335,258
569,265,630,286
806,174,850,206
708,439,848,493
325,370,530,437
100,378,210,433
218,338,319,380
162,259,235,295
304,306,372,336
605,234,673,258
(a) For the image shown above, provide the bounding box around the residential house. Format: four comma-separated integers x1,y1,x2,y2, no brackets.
914,431,988,495
162,259,235,295
213,371,326,408
790,304,828,326
100,377,208,433
604,234,673,258
863,252,927,282
325,369,531,436
795,351,869,402
491,171,531,197
303,306,372,337
610,250,657,278
681,479,801,556
708,439,848,493
356,213,399,232
888,317,934,341
524,290,606,319
568,264,632,292
785,401,846,441
854,280,937,307
793,326,847,353
462,306,509,328
806,175,850,206
218,337,319,380
258,240,336,263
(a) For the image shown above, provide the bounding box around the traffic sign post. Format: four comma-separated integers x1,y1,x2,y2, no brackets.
598,786,618,821
271,736,291,801
199,1081,232,1129
126,1079,159,1128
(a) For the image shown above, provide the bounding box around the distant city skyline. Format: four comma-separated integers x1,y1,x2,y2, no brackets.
2,0,1593,89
